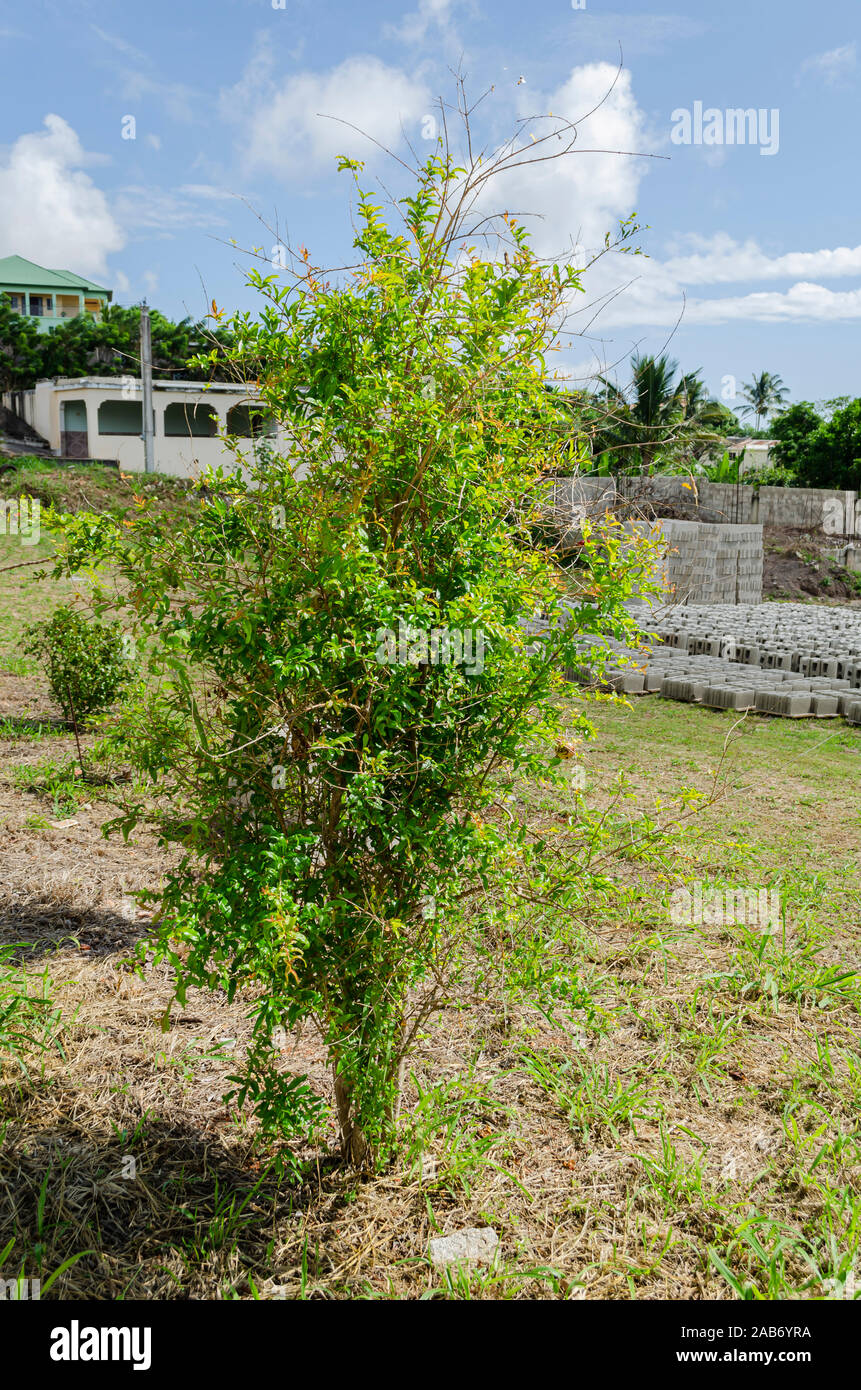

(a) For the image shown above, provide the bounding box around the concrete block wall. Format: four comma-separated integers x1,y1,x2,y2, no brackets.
616,475,856,530
551,473,860,537
628,520,763,605
543,476,618,552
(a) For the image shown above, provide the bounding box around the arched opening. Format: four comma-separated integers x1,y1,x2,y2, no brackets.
163,402,218,437
225,403,275,438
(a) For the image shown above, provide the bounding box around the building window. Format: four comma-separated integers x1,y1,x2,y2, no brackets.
5,293,25,313
29,295,52,317
98,400,143,435
225,403,275,438
163,402,218,437
84,298,102,314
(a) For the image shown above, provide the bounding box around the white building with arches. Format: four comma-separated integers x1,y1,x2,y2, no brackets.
2,376,282,478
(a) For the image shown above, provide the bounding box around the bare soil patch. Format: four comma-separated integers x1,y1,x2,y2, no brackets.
763,526,861,603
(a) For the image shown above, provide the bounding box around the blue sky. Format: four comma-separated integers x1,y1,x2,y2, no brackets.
1,0,859,407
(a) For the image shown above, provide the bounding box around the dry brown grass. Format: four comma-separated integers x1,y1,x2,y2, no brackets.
1,583,861,1299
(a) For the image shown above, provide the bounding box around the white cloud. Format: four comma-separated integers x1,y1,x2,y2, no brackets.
661,234,861,285
797,42,857,87
219,51,861,333
113,185,231,233
595,270,861,328
562,12,709,55
483,62,656,260
383,0,463,44
588,231,861,326
90,25,148,64
434,62,669,352
119,70,200,124
670,283,861,326
483,66,861,333
0,115,124,278
222,52,431,177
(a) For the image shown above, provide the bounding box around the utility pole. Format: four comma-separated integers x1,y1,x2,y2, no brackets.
140,301,155,474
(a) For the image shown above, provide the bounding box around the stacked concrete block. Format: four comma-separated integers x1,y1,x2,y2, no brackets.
626,520,763,606
703,686,756,711
812,694,840,716
561,600,861,725
755,690,812,717
647,603,861,675
609,670,646,694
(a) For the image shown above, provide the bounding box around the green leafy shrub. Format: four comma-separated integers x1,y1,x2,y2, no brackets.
698,449,739,484
746,463,799,489
0,296,235,391
50,118,660,1169
796,399,861,490
23,606,133,725
769,400,822,478
12,754,91,818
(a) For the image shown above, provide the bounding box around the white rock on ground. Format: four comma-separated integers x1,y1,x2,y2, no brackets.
428,1227,499,1268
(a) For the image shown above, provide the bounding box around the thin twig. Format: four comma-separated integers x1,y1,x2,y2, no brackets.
0,554,54,573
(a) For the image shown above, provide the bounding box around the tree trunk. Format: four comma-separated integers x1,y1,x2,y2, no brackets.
333,1041,406,1170
334,1071,373,1168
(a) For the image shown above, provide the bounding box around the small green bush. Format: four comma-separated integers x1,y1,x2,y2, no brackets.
23,606,133,725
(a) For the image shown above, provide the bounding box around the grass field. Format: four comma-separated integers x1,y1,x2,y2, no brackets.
1,479,860,1300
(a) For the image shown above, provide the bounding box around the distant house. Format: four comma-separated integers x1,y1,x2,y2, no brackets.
725,437,778,476
2,375,283,478
0,254,112,332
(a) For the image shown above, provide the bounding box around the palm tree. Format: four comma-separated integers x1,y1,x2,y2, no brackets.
739,371,789,432
596,353,723,474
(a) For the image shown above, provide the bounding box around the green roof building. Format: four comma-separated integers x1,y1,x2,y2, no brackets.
0,254,112,333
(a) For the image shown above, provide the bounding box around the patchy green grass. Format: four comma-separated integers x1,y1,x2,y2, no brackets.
1,639,860,1298
0,461,199,686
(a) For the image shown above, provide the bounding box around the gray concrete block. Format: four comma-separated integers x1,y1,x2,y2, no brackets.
755,690,812,717
704,686,756,711
660,677,698,702
612,670,646,693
